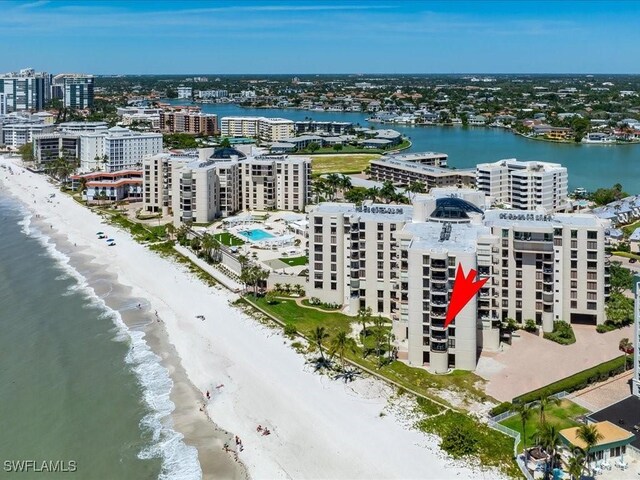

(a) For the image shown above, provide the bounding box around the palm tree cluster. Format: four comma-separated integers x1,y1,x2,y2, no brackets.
45,158,79,182
516,394,605,479
199,233,221,263
312,174,423,206
308,326,359,381
240,262,269,295
356,307,396,367
272,283,305,296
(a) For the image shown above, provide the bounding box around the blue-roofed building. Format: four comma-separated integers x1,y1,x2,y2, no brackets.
593,195,640,226
630,228,640,252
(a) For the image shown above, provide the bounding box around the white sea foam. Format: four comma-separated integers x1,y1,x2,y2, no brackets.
19,211,202,480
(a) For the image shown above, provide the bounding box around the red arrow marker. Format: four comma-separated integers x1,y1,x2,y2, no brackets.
444,264,489,328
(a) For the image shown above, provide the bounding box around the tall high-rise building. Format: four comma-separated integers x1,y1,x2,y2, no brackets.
0,68,48,112
307,192,610,372
56,74,94,109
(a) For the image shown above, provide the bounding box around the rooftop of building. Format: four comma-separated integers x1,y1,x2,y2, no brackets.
588,396,640,450
560,421,635,451
383,151,448,161
371,157,475,175
484,209,606,228
476,158,565,171
310,201,414,222
404,221,491,254
208,146,247,161
593,195,640,217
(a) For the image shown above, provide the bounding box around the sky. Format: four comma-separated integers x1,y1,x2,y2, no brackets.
1,0,639,75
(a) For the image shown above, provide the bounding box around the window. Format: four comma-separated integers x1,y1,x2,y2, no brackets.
516,300,522,308
587,261,598,270
314,281,323,289
536,302,543,310
536,282,543,290
502,229,509,238
571,301,577,308
378,290,384,298
571,280,577,288
570,230,577,239
587,302,597,310
587,292,597,300
516,291,522,298
331,282,337,290
571,261,578,269
571,271,578,279
571,240,578,249
587,282,597,290
377,252,384,260
570,291,577,299
502,299,508,307
587,252,597,260
587,231,598,239
516,280,522,288
587,241,597,250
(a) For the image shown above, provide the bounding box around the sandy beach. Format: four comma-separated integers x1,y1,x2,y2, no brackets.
0,156,505,479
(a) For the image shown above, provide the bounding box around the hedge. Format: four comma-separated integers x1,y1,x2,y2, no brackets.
513,355,632,404
489,402,513,417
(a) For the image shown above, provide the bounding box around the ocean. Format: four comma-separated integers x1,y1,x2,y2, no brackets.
0,188,201,479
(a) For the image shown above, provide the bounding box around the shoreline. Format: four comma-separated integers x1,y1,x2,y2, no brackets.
0,156,505,479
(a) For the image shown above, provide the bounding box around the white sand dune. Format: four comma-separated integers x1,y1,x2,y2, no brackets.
0,157,505,480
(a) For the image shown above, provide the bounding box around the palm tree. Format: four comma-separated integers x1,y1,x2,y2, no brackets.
339,174,352,196
309,326,330,364
567,449,585,480
380,181,396,204
514,401,536,451
620,337,633,370
372,315,386,365
165,223,176,240
406,180,426,202
330,330,357,370
365,186,380,202
274,283,282,294
325,173,341,200
356,307,372,340
538,394,560,425
201,233,217,263
537,422,560,476
576,424,603,475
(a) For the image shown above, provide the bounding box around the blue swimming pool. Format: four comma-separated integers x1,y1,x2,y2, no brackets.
237,228,275,242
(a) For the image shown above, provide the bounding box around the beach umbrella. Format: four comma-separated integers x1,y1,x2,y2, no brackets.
96,231,104,235
107,238,115,242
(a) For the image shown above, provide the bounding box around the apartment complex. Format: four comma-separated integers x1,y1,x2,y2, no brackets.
476,159,569,212
241,155,311,211
53,74,94,109
160,110,219,136
221,116,294,141
33,131,81,164
383,151,448,167
307,193,610,372
177,86,193,99
370,157,476,189
144,149,311,224
2,121,54,148
0,68,48,112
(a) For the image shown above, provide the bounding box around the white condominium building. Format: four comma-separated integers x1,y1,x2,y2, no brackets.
143,149,311,224
307,192,610,372
2,122,54,148
370,157,476,189
383,151,449,167
171,159,220,225
221,116,294,141
54,74,94,109
476,159,569,212
177,86,193,99
78,126,162,172
241,155,311,211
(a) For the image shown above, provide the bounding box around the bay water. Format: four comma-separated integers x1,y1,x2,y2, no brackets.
165,99,640,194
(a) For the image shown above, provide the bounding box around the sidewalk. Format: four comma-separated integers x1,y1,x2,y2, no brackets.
174,244,243,292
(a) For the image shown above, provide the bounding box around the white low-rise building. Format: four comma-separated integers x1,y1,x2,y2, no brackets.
221,116,294,141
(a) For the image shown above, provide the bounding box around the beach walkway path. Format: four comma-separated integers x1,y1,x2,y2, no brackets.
174,245,243,292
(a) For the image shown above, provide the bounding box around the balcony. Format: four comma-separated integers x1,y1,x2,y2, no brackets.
513,240,554,252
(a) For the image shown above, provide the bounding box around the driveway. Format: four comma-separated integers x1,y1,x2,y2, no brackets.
476,324,633,402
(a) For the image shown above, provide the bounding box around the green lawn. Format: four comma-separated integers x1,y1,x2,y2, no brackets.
622,219,640,237
499,399,588,448
248,296,487,402
279,255,308,266
613,251,640,261
310,154,380,174
214,232,245,246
